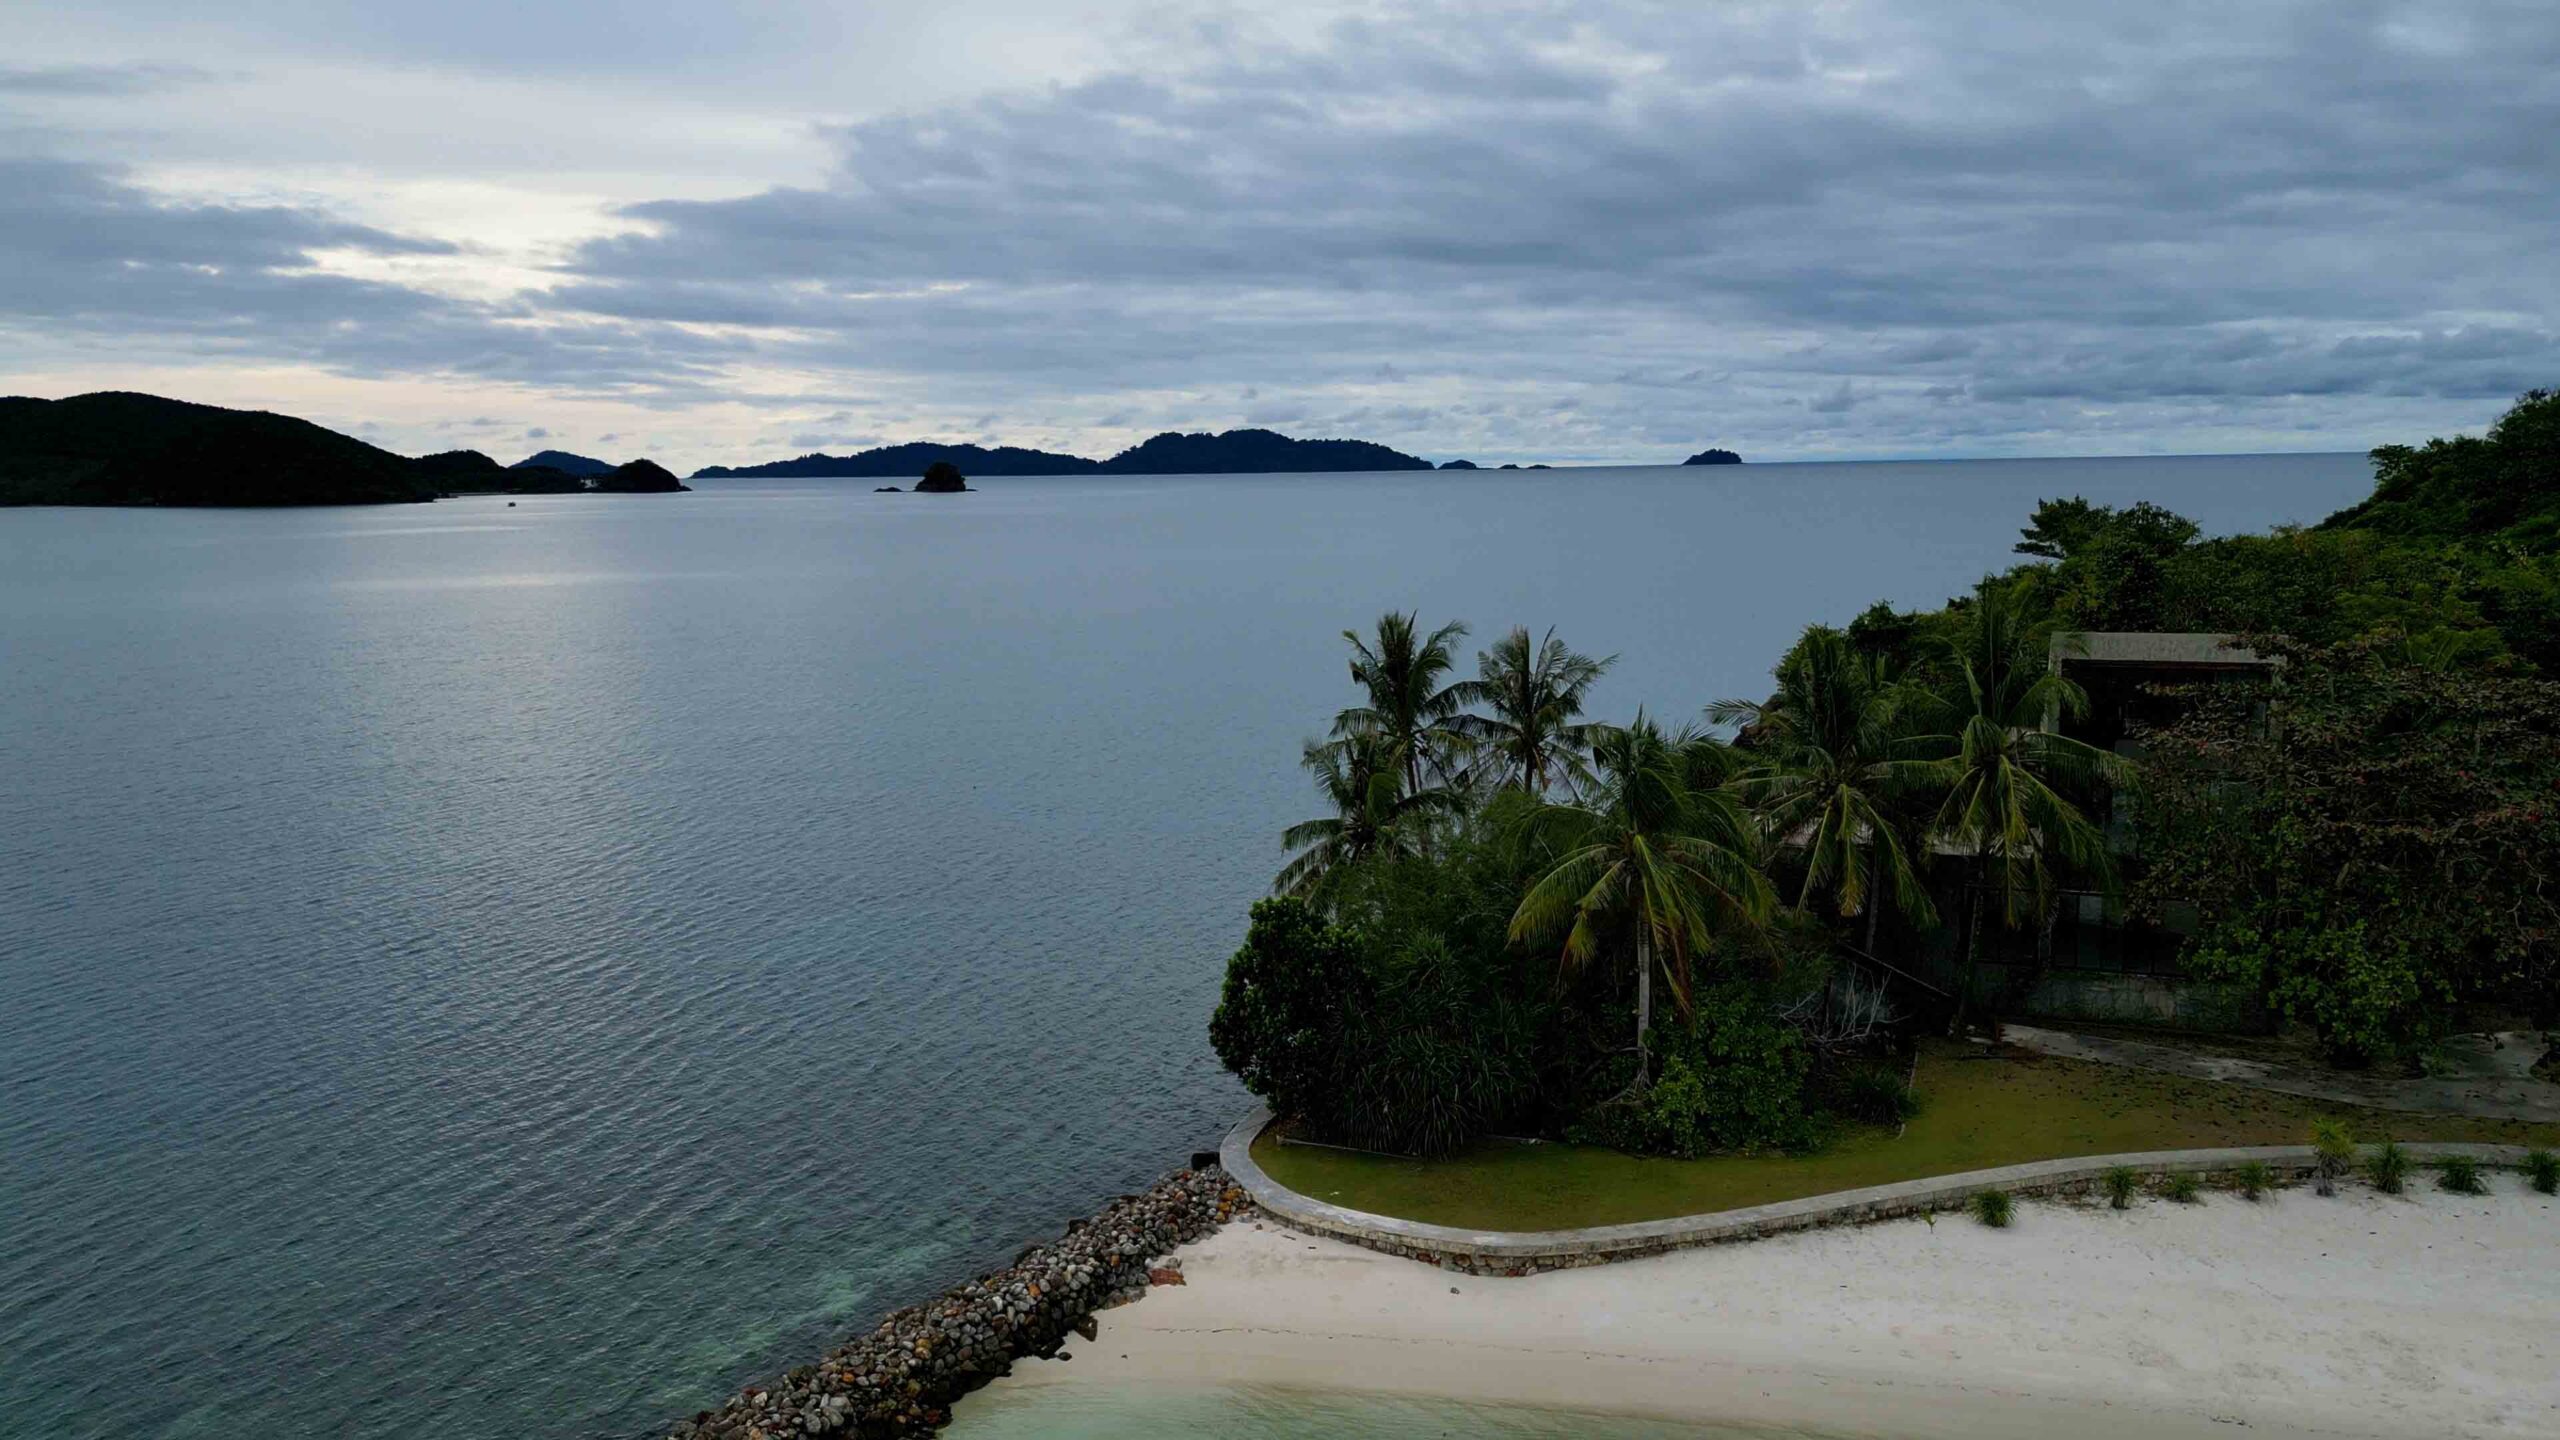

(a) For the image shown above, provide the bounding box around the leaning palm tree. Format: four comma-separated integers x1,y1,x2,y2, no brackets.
1274,733,1457,899
1448,626,1615,796
1709,627,1937,948
1909,579,2127,1008
1508,715,1776,1086
1334,612,1472,797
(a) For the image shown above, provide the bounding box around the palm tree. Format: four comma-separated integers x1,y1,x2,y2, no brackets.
1508,715,1776,1086
1274,733,1457,899
1709,627,1937,949
1910,579,2127,1011
1334,612,1471,797
1448,626,1615,796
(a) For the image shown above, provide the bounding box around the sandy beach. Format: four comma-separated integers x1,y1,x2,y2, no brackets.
955,1185,2560,1439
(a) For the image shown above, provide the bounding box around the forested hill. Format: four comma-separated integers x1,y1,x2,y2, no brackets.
0,392,697,505
690,428,1434,479
513,449,616,476
1095,428,1433,474
2322,387,2558,545
0,392,441,506
694,442,1100,479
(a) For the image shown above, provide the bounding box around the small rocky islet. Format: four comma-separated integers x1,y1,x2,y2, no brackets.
667,1164,1248,1440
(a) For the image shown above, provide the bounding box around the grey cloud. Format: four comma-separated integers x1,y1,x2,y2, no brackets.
0,157,749,398
0,63,220,95
536,0,2557,458
525,426,550,438
11,1,2560,461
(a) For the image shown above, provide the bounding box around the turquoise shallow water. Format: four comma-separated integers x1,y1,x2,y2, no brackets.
0,457,2367,1438
948,1381,1802,1439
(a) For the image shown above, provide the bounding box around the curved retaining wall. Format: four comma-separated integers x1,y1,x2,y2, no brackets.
1221,1105,2533,1276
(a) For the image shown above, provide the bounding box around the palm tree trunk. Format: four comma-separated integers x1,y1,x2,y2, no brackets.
1956,843,1988,1034
1634,929,1653,1086
1863,848,1883,955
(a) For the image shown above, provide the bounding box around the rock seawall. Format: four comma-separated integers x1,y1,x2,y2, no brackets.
667,1165,1248,1439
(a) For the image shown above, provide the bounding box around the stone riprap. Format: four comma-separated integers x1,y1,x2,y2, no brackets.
667,1166,1248,1439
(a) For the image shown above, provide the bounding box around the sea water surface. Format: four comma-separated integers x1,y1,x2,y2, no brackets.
0,456,2367,1439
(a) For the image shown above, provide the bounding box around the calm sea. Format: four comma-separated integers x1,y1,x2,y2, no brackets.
0,455,2366,1439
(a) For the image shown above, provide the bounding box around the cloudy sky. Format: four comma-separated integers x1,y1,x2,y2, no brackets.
5,1,2555,469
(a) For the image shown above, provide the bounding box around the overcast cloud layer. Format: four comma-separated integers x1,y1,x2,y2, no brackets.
3,1,2555,467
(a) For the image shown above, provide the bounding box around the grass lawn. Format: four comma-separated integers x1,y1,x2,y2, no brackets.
1251,1038,2560,1230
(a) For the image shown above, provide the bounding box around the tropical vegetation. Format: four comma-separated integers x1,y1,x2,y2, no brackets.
1212,389,2560,1162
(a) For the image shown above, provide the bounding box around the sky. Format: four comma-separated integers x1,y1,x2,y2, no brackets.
4,0,2556,470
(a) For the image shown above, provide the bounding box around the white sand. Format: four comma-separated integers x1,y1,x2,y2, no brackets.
973,1186,2560,1438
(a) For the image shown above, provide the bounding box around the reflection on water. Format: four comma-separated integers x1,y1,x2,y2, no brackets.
0,458,2369,1440
949,1381,1806,1439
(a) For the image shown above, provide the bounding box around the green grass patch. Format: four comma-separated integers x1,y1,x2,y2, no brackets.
1252,1039,2560,1231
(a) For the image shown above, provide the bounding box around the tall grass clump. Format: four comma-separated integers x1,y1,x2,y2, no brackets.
2368,1140,2410,1194
2163,1172,2202,1204
2310,1117,2355,1196
2102,1166,2138,1210
2436,1155,2486,1195
2236,1160,2273,1201
2526,1149,2560,1195
1840,1066,1923,1125
1970,1189,2014,1228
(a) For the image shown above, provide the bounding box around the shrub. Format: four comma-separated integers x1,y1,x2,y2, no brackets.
1837,1065,1922,1125
1208,894,1543,1157
2310,1117,2355,1196
2236,1160,2274,1201
1970,1189,2014,1228
1573,986,1814,1159
2436,1155,2486,1195
2527,1149,2560,1195
2368,1140,2410,1194
1210,897,1362,1124
2102,1166,2138,1210
1324,930,1543,1157
2163,1172,2202,1204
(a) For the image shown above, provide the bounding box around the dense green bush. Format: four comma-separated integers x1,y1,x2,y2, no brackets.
1209,872,1546,1157
2435,1155,2486,1195
2134,642,2560,1063
1571,986,1814,1159
1970,1189,2014,1227
1209,897,1364,1126
1324,929,1543,1157
2163,1172,2202,1204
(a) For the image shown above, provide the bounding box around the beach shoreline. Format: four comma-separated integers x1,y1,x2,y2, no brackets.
954,1186,2560,1439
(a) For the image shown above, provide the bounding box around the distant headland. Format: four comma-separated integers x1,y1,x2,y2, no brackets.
0,390,1741,507
0,393,687,506
690,427,1439,480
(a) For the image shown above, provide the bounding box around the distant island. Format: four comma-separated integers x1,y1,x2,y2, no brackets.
912,461,969,493
591,459,690,493
0,392,687,506
514,449,617,477
1683,448,1743,465
415,449,587,494
691,427,1436,479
